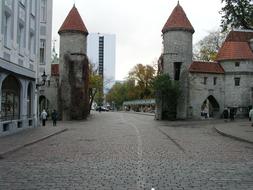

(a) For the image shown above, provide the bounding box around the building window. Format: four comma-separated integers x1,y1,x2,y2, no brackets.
30,15,35,30
204,77,208,85
18,5,26,21
234,77,240,86
19,0,25,6
17,24,25,50
40,40,46,64
3,12,11,48
174,62,182,81
40,0,46,22
213,77,217,85
30,0,36,16
27,83,32,118
4,0,12,9
29,32,35,54
1,75,20,121
235,62,240,67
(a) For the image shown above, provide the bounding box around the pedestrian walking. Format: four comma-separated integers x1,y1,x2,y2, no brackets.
51,109,58,126
40,109,47,126
249,108,253,126
230,108,235,121
223,108,229,122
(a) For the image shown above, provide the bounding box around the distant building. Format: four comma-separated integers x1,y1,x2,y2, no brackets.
0,0,52,136
87,33,116,94
157,2,253,120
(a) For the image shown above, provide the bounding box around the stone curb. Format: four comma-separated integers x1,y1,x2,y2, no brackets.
121,111,155,117
0,128,68,159
213,126,253,144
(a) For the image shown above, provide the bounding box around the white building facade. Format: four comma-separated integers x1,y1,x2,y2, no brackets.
87,33,116,94
0,0,52,136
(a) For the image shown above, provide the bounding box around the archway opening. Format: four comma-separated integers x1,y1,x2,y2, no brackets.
201,95,220,118
27,83,32,118
39,95,50,114
1,75,21,121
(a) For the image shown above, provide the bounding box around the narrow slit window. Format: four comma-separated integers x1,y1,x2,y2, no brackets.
174,62,182,81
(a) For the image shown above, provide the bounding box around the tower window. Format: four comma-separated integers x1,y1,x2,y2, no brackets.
213,77,217,85
234,77,240,86
173,62,182,81
235,62,240,67
204,77,208,85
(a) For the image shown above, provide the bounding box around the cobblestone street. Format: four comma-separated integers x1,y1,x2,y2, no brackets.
0,112,253,189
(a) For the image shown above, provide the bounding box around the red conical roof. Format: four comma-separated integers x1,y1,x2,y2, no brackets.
162,3,194,34
58,5,88,35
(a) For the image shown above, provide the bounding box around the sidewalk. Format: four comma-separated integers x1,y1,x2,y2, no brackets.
121,111,155,117
214,119,253,144
0,122,68,158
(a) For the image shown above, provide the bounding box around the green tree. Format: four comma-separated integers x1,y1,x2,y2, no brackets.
106,82,129,110
89,68,103,113
153,74,180,120
193,30,227,61
220,0,253,31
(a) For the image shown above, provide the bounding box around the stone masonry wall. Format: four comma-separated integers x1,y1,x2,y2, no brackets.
221,60,253,117
188,73,225,119
163,31,193,119
59,32,89,120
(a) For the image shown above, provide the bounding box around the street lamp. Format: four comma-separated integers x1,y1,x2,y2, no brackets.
36,71,47,88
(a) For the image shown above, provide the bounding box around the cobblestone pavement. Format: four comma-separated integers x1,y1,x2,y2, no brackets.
0,112,253,189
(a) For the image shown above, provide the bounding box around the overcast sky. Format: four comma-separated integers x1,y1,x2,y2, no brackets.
52,0,222,80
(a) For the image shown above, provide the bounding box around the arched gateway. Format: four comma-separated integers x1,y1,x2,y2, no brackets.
1,75,21,121
201,95,220,118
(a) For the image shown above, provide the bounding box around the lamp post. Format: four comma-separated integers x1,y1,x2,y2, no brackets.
36,71,47,88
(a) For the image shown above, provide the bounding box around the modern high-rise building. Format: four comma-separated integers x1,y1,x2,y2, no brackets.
0,0,52,136
87,33,116,94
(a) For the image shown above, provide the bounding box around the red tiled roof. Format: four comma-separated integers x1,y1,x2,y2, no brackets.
51,64,59,76
189,61,224,74
58,5,88,35
162,3,194,34
216,30,253,61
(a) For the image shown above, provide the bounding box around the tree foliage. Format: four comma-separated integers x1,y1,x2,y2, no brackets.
88,66,103,112
193,30,227,61
106,81,132,110
220,0,253,31
106,63,157,109
153,74,180,120
128,64,156,99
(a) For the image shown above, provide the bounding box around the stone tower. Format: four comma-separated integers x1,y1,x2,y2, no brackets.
58,5,89,120
162,2,194,119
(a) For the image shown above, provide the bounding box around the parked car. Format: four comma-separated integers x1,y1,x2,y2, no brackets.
96,106,109,112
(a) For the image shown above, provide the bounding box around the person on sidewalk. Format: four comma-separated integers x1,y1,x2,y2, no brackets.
249,108,253,126
230,108,235,121
40,109,47,126
51,109,58,126
223,108,229,122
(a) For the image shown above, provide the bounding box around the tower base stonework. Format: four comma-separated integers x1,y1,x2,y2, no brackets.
59,53,89,121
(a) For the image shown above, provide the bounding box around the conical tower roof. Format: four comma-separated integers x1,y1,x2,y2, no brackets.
162,2,194,34
58,5,88,35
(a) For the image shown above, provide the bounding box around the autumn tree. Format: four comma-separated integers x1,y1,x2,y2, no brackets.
128,64,156,99
193,30,227,61
220,0,253,31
